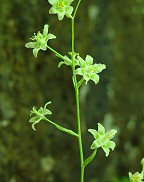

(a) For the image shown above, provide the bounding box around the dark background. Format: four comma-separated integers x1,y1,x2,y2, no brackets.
0,0,144,181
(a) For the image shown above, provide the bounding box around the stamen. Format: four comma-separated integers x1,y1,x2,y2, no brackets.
56,0,64,8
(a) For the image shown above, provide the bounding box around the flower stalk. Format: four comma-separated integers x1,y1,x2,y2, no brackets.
71,1,84,181
25,0,117,182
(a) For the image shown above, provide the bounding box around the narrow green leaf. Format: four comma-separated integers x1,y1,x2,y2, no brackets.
58,61,64,68
77,78,84,88
55,125,78,137
83,149,97,168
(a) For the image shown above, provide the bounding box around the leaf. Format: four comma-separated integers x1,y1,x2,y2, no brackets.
77,78,84,88
55,125,78,137
58,61,64,68
83,149,97,168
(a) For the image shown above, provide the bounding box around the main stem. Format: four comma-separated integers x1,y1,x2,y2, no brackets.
71,16,84,182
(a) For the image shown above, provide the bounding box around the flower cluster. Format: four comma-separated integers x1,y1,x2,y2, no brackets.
88,123,117,157
29,102,52,130
48,0,74,20
25,24,56,57
75,55,106,84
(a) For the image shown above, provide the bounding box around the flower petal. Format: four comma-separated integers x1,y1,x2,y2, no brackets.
48,0,58,5
29,116,40,123
85,55,93,65
25,42,36,48
58,11,65,20
93,63,106,73
102,146,110,157
47,33,56,40
109,129,117,139
107,141,116,150
88,129,98,139
90,73,99,84
29,116,42,131
43,24,49,35
77,56,86,67
49,7,58,14
33,47,40,57
40,43,47,51
64,0,74,5
83,74,90,84
43,109,52,115
75,68,84,76
97,123,105,135
91,140,101,149
65,6,73,17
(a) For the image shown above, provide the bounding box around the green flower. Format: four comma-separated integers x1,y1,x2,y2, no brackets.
75,55,106,84
129,172,143,182
25,24,56,57
88,123,117,157
48,0,74,20
29,102,52,130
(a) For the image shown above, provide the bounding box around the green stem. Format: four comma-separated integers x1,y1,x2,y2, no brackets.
71,1,84,181
43,117,78,137
73,0,82,18
47,45,67,61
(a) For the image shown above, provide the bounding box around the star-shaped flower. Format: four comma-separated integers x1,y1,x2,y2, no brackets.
29,102,52,130
75,55,106,84
48,0,74,20
88,123,117,157
129,172,143,182
25,24,56,57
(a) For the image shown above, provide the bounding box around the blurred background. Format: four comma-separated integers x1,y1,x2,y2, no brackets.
0,0,144,181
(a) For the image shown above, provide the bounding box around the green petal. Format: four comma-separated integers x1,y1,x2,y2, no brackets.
29,116,40,123
43,24,49,35
102,146,110,157
40,44,47,51
88,129,98,139
97,123,105,135
44,101,52,109
85,55,93,65
141,158,144,167
75,68,84,76
91,140,101,149
29,116,42,131
48,33,56,40
64,0,74,5
90,73,99,84
49,7,58,14
83,74,90,84
38,107,44,114
107,141,116,150
58,11,65,20
33,48,40,57
48,0,58,5
128,172,133,180
109,129,117,139
25,42,36,48
65,6,73,16
77,56,86,67
43,109,52,115
93,63,106,73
